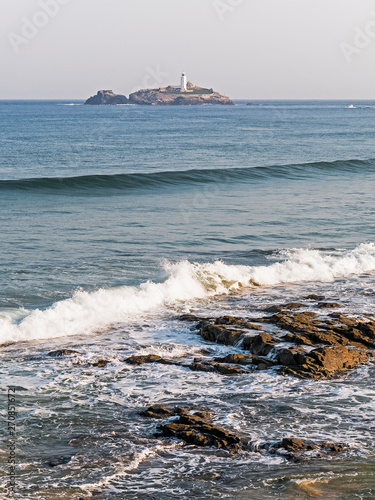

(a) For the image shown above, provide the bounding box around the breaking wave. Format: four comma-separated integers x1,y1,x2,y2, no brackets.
1,244,375,343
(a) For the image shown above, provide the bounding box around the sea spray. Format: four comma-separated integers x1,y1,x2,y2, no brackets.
1,243,375,343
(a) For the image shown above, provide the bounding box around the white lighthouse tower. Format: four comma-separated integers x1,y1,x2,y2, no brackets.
180,72,187,91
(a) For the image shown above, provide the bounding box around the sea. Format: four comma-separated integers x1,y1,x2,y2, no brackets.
0,100,375,499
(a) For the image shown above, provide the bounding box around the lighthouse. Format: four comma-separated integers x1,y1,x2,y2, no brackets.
180,72,187,91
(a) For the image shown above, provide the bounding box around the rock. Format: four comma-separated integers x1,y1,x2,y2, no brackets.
47,349,81,357
282,346,373,379
129,88,233,106
142,406,243,453
91,359,110,368
157,414,243,453
140,405,179,418
317,302,341,309
124,355,175,365
46,456,71,467
84,90,129,105
188,361,250,375
199,322,245,346
257,437,346,461
310,346,371,371
242,332,275,356
214,316,262,330
264,303,304,312
178,314,204,322
214,353,253,364
189,309,375,379
277,347,306,366
305,294,325,301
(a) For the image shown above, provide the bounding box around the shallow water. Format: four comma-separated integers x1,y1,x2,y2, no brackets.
0,100,375,499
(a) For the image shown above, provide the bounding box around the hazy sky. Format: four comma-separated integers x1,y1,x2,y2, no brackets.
1,0,375,99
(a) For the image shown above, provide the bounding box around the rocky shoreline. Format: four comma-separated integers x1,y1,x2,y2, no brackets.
124,298,374,380
41,296,375,462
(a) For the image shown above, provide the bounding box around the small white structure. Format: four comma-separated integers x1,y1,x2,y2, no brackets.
180,72,187,91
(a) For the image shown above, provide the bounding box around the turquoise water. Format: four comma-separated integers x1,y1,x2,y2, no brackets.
0,100,375,499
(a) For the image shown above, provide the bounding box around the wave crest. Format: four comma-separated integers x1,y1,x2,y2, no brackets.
0,158,373,193
1,244,375,343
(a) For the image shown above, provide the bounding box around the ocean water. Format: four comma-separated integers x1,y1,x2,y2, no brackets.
0,100,375,499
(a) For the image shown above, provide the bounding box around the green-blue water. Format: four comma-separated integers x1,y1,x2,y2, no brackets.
0,100,374,499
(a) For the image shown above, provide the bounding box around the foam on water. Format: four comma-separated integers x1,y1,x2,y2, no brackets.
1,243,375,343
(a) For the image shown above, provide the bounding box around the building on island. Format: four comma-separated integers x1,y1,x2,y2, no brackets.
158,73,214,95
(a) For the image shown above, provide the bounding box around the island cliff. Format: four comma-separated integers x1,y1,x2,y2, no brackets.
85,79,233,106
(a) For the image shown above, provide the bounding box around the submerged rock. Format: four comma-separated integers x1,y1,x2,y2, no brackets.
256,437,346,461
90,359,110,368
47,349,81,357
46,455,71,467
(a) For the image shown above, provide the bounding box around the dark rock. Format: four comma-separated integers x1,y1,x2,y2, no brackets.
199,322,245,346
91,359,110,368
317,302,341,309
47,349,81,357
242,332,275,356
188,361,250,375
124,355,175,365
85,90,129,105
178,314,204,322
277,347,306,366
305,294,325,301
257,437,347,461
214,316,262,330
46,456,71,467
157,415,242,453
188,362,217,373
140,405,178,418
214,353,253,365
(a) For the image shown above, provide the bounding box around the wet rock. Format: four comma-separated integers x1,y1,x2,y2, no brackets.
277,347,306,366
188,362,217,373
188,361,250,375
199,322,245,346
140,405,179,418
214,353,253,365
214,316,262,330
282,346,373,379
91,359,110,368
305,294,325,301
46,455,71,467
264,303,305,313
178,314,205,322
317,302,341,309
157,414,243,453
257,437,346,461
190,308,375,379
47,349,81,357
142,406,243,453
124,355,175,365
242,332,275,356
251,356,278,370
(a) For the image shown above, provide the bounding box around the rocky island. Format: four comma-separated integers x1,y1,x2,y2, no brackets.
85,72,233,106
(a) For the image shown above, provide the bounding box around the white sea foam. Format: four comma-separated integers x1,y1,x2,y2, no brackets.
1,243,375,343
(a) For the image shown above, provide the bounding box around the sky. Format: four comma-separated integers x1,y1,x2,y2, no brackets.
1,0,375,99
